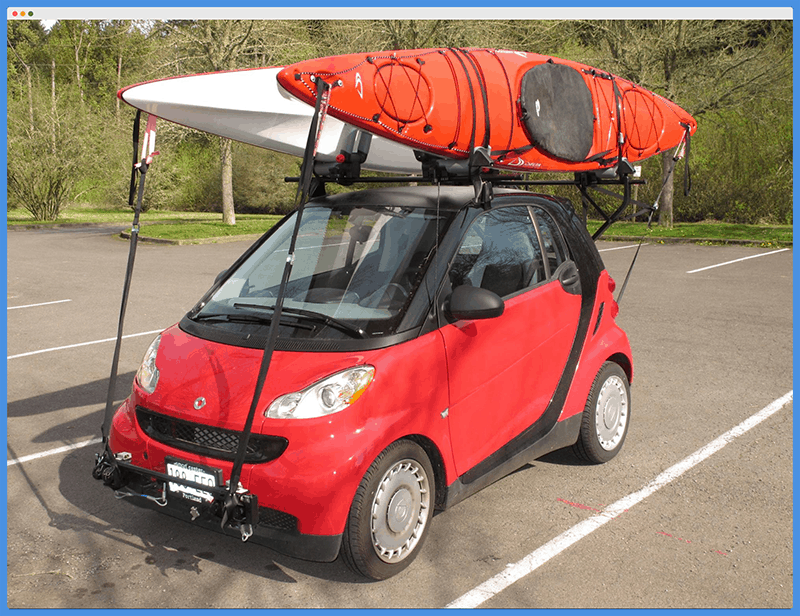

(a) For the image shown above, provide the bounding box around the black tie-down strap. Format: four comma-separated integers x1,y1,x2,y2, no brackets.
94,113,158,488
221,77,333,536
680,122,692,196
295,77,332,207
102,158,147,445
614,131,691,305
128,110,142,205
101,112,160,445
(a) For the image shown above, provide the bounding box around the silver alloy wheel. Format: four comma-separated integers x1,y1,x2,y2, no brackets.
594,374,629,450
370,458,431,563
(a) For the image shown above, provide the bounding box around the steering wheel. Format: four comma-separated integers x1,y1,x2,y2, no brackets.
243,285,275,298
361,283,409,309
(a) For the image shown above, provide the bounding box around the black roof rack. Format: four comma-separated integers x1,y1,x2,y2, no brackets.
285,144,648,240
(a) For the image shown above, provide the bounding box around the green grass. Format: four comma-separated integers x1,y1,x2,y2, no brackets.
8,205,283,240
7,206,231,226
7,206,792,246
587,220,792,246
139,216,282,240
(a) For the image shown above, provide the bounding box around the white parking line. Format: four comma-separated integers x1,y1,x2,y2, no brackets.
8,299,72,310
446,390,793,609
598,243,646,252
7,329,164,360
686,248,790,274
7,438,104,467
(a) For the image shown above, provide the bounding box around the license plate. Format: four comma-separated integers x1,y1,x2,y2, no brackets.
165,458,222,503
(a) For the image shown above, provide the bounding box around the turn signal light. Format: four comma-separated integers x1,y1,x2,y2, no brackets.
608,276,617,293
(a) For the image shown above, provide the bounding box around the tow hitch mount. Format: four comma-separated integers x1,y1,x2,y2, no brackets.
92,451,259,542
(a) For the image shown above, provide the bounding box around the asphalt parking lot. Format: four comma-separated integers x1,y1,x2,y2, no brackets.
6,224,793,608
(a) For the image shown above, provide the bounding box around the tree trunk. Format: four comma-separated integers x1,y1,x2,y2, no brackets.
51,59,57,154
658,149,676,229
74,41,84,107
9,41,34,131
220,138,236,225
25,63,33,133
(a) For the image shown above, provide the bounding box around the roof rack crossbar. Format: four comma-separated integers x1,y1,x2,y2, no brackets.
284,156,648,236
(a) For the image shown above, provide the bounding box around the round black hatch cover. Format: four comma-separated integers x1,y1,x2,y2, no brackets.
519,63,594,162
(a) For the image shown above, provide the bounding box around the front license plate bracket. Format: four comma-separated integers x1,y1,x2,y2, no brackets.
165,457,223,503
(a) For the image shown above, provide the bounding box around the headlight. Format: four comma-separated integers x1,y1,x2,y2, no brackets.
136,334,161,394
266,366,375,419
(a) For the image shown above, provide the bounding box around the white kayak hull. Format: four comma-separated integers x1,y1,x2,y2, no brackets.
118,67,422,174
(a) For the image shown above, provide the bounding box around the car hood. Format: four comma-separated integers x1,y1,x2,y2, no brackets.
141,325,369,431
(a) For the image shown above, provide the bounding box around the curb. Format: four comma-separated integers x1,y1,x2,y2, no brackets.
8,220,166,231
9,222,127,231
10,223,791,249
119,231,263,245
600,235,792,247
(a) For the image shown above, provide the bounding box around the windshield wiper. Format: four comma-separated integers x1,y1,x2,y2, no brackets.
233,303,367,339
190,311,314,331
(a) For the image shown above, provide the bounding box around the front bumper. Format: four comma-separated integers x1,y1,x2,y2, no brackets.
94,454,341,563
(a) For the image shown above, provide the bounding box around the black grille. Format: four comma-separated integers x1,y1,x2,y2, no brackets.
136,407,288,464
259,507,299,532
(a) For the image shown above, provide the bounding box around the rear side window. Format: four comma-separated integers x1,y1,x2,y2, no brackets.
532,206,570,278
450,206,546,298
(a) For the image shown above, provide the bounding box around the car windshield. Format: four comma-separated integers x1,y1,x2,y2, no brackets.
195,203,454,339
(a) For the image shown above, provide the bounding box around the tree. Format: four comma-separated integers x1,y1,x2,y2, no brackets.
150,20,315,224
7,21,47,131
571,20,791,227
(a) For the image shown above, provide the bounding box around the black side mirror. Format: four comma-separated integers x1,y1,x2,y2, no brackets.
447,285,505,321
214,269,228,285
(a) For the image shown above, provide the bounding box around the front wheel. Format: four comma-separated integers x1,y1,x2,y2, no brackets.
573,362,630,464
341,440,435,580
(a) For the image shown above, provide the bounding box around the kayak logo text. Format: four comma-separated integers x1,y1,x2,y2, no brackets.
355,73,364,99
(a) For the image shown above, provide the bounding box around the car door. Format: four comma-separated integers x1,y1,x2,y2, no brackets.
441,203,582,476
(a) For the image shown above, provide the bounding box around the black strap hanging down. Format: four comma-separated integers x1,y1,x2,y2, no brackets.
296,78,332,207
681,123,692,196
102,114,150,446
128,110,142,205
447,48,478,153
614,206,655,306
615,138,687,305
456,48,491,148
222,78,331,530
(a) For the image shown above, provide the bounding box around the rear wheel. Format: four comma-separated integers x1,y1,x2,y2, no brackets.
573,362,630,463
341,440,435,580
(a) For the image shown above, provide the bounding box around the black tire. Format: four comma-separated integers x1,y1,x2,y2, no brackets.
341,440,435,580
573,362,630,464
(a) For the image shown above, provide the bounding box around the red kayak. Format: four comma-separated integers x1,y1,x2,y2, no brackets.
277,48,696,173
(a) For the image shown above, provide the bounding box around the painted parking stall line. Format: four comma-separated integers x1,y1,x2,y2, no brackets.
598,243,647,253
686,248,789,274
7,328,164,360
8,299,72,310
7,438,103,467
446,391,793,609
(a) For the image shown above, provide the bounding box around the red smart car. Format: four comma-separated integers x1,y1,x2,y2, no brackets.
97,184,632,580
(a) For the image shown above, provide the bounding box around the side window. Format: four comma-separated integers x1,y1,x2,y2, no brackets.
532,207,570,277
450,206,546,298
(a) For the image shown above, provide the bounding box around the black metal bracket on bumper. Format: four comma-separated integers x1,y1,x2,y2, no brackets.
92,450,258,542
91,450,342,562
